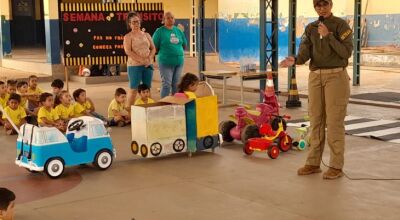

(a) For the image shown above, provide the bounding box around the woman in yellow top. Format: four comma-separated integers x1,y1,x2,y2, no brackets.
55,90,75,124
2,93,26,135
177,73,199,99
37,93,65,132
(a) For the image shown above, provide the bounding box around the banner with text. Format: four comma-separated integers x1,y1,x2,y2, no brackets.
60,3,163,66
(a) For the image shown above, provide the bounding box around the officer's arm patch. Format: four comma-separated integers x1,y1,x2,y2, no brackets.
340,29,352,40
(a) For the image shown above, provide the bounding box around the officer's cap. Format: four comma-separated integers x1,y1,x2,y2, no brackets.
313,0,332,7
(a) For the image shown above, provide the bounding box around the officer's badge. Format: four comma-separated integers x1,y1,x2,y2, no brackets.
340,29,352,40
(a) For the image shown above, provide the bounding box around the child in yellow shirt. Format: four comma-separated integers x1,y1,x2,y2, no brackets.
72,88,107,123
108,88,130,127
134,84,155,105
38,92,65,132
55,90,75,125
2,93,26,135
177,73,199,99
27,75,43,112
0,81,10,125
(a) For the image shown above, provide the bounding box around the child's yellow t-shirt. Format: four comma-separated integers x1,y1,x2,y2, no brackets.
55,104,75,120
28,87,43,95
82,100,92,110
38,107,59,124
2,106,26,125
184,91,197,99
0,93,10,108
107,99,125,119
17,93,28,108
134,98,155,105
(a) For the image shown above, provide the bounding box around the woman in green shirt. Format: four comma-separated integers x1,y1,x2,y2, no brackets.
152,12,187,98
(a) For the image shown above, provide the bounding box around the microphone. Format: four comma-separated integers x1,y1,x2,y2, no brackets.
318,16,325,39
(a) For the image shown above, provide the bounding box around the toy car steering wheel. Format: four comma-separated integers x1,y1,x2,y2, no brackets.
68,119,85,131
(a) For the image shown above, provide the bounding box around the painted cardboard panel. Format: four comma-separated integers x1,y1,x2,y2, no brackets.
131,103,187,158
195,96,219,138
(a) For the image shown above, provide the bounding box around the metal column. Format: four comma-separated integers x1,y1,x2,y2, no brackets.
260,0,279,102
353,0,361,86
190,0,197,57
197,0,206,79
288,0,296,91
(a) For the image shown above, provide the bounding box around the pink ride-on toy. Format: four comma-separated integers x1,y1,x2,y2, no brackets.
219,87,282,144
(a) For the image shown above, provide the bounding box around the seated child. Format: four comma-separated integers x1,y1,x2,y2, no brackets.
2,93,26,135
51,79,64,106
72,88,107,122
55,90,75,125
6,80,17,94
176,72,199,99
0,187,16,220
108,88,130,127
38,92,65,131
134,84,155,105
17,81,36,124
16,81,29,109
0,81,9,125
27,75,43,112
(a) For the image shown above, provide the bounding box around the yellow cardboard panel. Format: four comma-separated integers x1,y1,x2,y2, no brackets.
195,96,219,137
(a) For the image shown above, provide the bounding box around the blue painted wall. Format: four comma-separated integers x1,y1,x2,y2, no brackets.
218,14,400,63
175,18,218,53
365,14,400,47
44,19,61,64
0,16,12,56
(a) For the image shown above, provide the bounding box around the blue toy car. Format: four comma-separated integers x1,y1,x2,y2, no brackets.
15,116,115,179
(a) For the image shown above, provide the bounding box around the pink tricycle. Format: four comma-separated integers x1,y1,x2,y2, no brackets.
219,90,283,144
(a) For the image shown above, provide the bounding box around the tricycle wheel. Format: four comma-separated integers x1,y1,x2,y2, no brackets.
268,145,280,159
243,143,254,155
219,121,236,142
279,135,292,152
297,139,307,151
94,150,113,170
241,124,260,144
45,158,65,179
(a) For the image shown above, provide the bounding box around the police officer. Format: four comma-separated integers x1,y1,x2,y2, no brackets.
280,0,353,179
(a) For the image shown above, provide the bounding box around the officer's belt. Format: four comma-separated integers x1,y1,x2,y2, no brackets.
312,67,345,74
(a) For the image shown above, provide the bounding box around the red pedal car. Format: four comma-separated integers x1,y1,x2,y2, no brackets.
243,115,292,159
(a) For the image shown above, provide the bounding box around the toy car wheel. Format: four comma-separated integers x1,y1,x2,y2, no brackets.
140,144,148,158
241,124,260,144
279,135,292,152
297,140,307,151
173,139,185,152
219,121,236,142
243,143,254,155
150,143,162,156
203,136,214,149
45,158,65,179
271,117,287,131
268,145,280,159
131,141,139,155
94,150,113,170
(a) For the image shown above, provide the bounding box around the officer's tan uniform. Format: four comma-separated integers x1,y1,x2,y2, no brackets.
296,14,353,170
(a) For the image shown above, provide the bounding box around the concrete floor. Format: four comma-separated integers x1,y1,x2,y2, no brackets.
0,78,400,220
